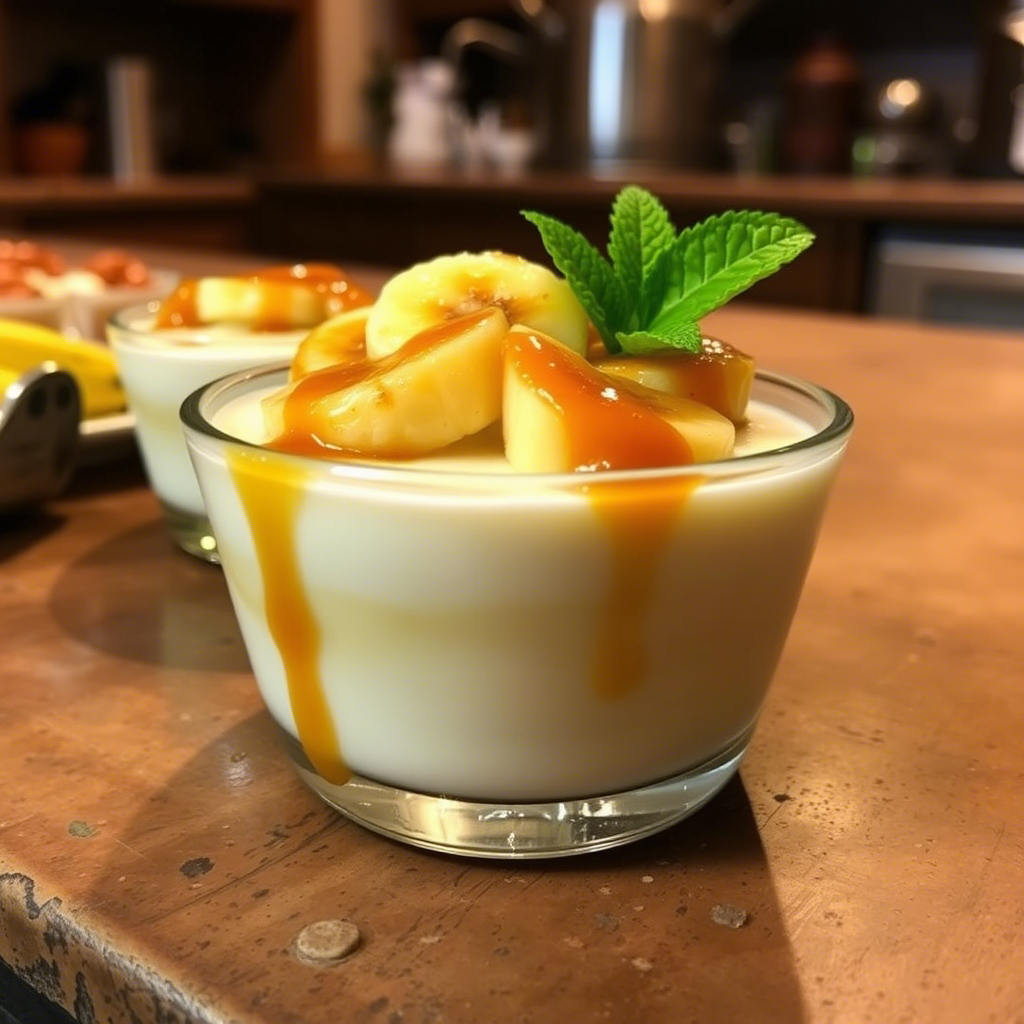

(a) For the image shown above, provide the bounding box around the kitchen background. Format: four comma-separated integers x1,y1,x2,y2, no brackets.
2,0,1024,327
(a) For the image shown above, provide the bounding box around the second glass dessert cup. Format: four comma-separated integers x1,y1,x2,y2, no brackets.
108,302,304,561
182,364,853,858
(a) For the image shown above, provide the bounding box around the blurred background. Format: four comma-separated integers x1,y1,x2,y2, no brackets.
3,0,1024,328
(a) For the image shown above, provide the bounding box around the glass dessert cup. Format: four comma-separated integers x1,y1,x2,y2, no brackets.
108,302,305,562
182,363,853,858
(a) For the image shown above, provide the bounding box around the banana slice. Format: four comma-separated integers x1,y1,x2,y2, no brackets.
264,308,508,458
0,317,123,417
364,252,589,360
155,277,326,331
595,337,755,424
154,265,373,332
289,307,370,380
503,326,734,473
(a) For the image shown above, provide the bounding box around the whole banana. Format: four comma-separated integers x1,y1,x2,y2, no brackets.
0,318,124,418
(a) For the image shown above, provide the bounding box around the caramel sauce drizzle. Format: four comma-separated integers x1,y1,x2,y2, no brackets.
656,358,730,418
507,331,703,697
589,475,702,698
598,338,751,422
508,329,695,472
229,449,349,785
154,263,373,331
155,278,200,329
659,340,748,418
268,310,495,459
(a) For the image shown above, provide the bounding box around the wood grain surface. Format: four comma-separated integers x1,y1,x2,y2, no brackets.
1,302,1022,1024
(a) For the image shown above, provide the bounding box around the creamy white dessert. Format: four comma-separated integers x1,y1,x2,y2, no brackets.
183,243,849,801
109,316,304,515
189,369,842,802
108,264,372,557
185,193,852,856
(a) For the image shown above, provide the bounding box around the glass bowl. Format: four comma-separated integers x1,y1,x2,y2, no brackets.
108,302,307,561
182,363,852,857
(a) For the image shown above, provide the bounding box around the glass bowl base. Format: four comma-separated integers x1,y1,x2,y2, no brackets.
159,499,219,563
284,729,752,859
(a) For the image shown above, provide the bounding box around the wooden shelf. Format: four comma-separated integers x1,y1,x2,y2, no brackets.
265,162,1024,223
254,164,1024,314
0,174,257,249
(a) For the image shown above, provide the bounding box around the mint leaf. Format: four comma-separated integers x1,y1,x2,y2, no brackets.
521,210,627,353
662,210,815,321
607,186,676,329
522,191,814,360
617,321,702,356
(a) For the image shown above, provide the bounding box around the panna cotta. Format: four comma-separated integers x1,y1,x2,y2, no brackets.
182,228,852,857
187,367,843,804
108,264,372,560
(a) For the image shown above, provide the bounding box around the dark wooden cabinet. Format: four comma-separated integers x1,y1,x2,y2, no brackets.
253,166,1024,314
253,181,861,312
0,0,318,177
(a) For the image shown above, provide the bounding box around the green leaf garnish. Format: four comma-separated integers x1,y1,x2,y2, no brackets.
607,185,676,329
522,188,814,357
616,321,702,355
662,210,816,321
521,210,628,353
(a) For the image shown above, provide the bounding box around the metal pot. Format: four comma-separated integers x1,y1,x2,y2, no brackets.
445,0,761,170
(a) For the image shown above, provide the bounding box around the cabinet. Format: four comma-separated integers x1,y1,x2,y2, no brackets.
253,168,866,311
0,0,318,177
254,166,1024,315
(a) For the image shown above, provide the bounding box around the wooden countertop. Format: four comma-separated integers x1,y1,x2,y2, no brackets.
264,163,1024,223
2,298,1023,1023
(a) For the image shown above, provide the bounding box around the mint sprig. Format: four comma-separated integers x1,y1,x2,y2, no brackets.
522,187,814,355
521,210,627,349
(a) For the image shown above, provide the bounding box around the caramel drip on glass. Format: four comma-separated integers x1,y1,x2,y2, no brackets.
510,331,701,697
153,264,372,331
588,475,702,698
228,449,348,785
226,313,498,781
232,322,710,781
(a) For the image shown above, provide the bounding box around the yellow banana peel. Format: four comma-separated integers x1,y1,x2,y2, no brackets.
0,317,125,418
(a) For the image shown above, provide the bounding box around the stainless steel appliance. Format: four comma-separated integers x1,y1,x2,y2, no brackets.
869,228,1024,330
444,0,761,170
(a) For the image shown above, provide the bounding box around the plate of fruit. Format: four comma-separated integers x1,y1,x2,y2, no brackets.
0,239,177,340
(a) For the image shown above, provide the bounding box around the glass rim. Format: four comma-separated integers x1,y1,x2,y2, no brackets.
108,299,164,332
180,361,854,487
108,301,308,358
